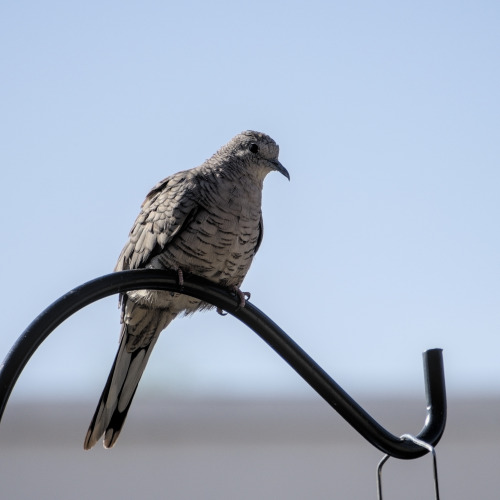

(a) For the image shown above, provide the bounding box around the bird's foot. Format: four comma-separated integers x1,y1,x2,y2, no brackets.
233,287,251,309
177,269,184,287
216,287,251,316
169,268,185,297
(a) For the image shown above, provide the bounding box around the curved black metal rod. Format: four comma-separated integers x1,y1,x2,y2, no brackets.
0,269,446,459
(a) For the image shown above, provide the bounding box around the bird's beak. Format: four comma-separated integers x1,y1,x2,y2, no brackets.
272,160,290,180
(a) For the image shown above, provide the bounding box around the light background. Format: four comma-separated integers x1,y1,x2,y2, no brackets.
1,1,499,403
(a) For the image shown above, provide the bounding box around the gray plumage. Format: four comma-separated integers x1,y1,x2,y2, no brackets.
84,130,289,450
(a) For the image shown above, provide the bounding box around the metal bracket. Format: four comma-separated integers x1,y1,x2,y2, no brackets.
0,269,447,459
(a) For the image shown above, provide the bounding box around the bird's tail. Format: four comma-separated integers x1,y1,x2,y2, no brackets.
84,308,173,450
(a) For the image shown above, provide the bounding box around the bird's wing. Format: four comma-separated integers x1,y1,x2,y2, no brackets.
254,214,264,254
115,170,200,272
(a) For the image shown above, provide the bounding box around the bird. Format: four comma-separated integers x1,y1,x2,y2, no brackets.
84,130,289,449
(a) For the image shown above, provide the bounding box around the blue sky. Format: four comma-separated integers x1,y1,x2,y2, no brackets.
1,1,499,404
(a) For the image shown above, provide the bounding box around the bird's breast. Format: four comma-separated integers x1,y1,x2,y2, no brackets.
149,201,262,289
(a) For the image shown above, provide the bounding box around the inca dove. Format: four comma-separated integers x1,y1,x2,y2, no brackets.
84,130,289,449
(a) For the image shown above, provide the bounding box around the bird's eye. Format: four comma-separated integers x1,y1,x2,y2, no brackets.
249,143,259,154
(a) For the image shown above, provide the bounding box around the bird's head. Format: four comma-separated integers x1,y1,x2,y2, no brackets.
225,130,290,182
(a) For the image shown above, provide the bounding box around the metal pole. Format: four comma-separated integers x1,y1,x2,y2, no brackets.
0,269,446,458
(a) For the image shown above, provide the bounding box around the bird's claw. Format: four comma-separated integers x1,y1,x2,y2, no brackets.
177,269,184,287
217,288,251,316
170,269,185,297
234,287,251,310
